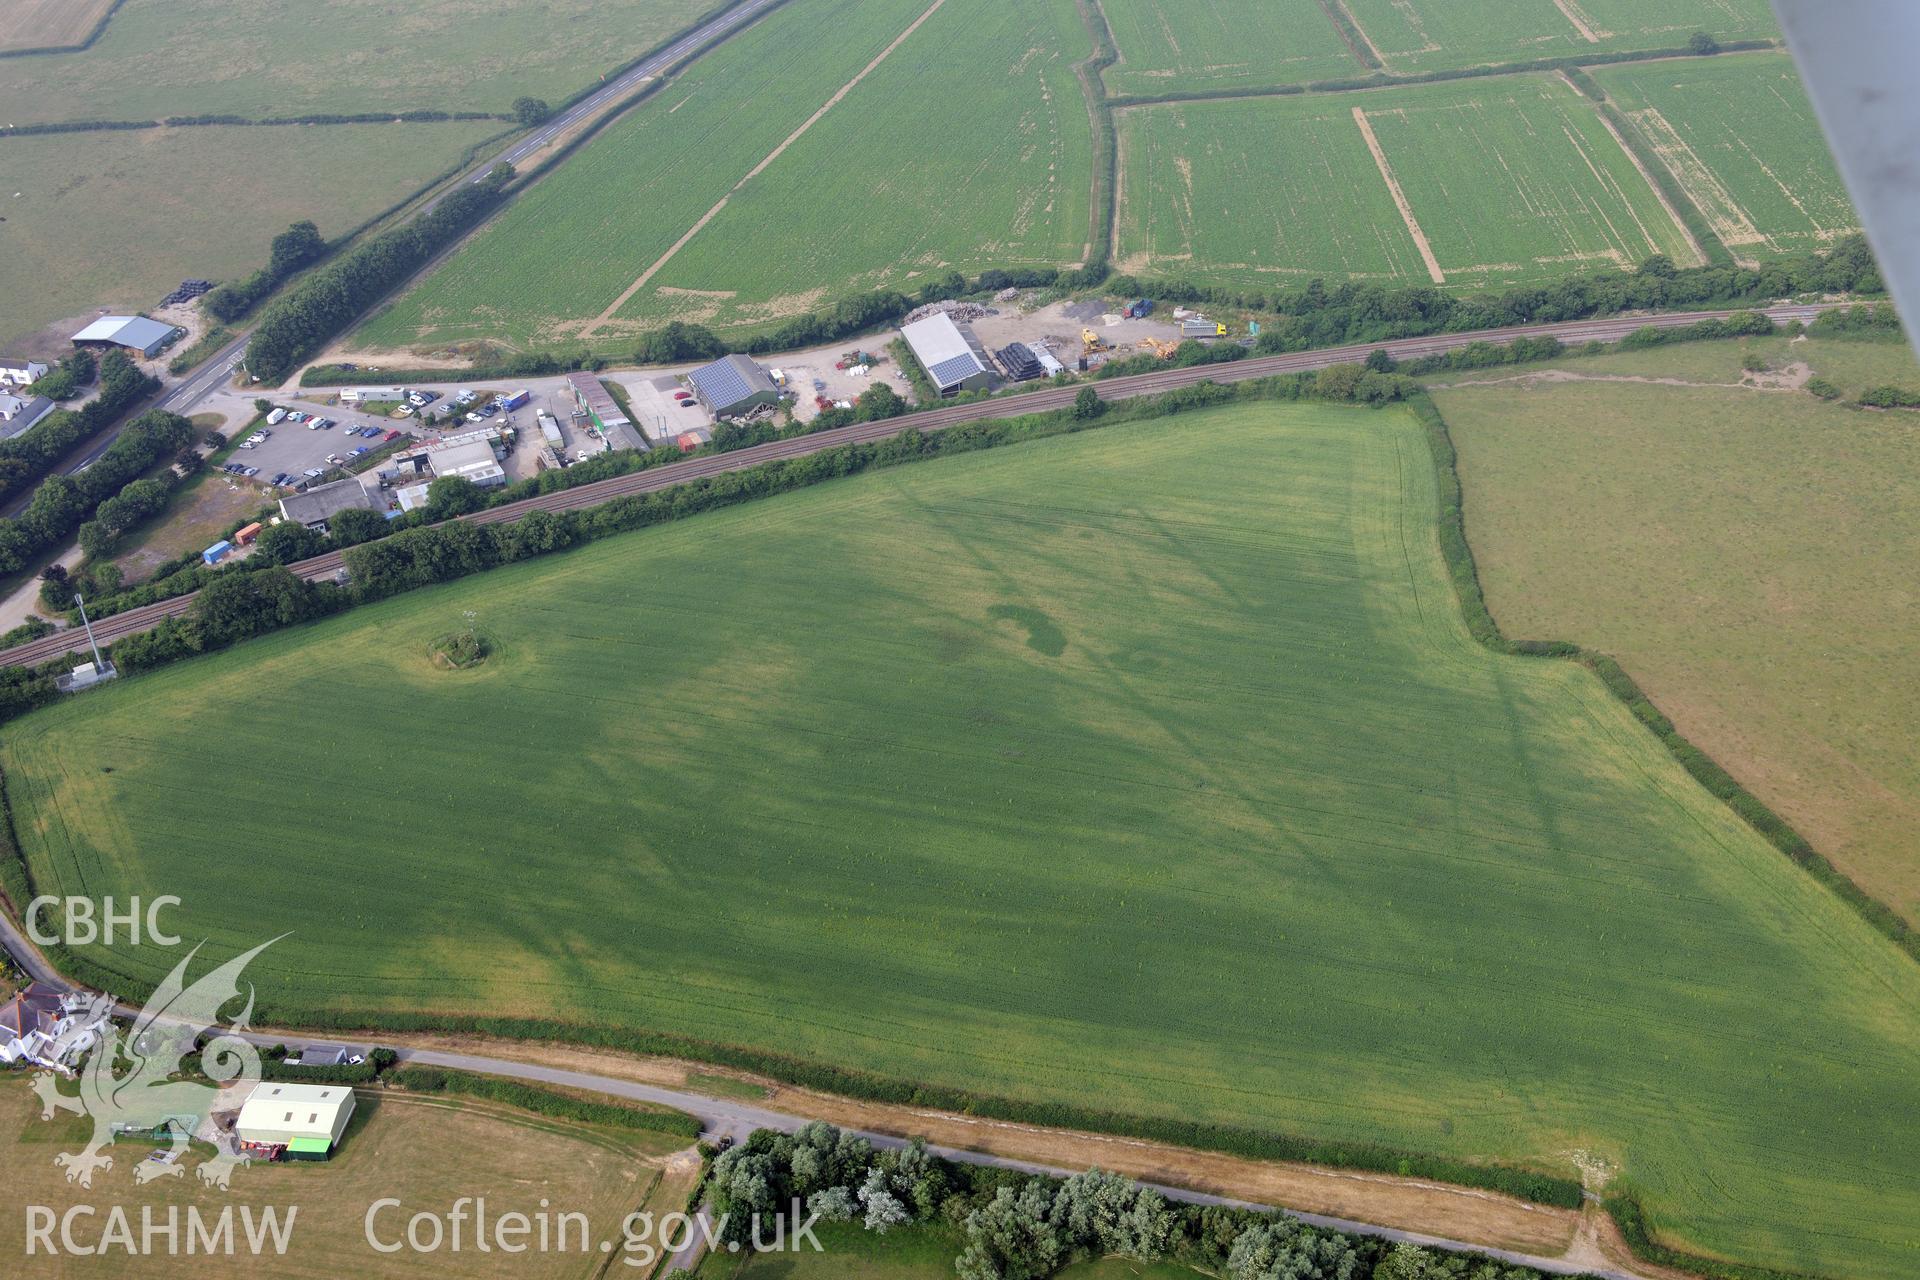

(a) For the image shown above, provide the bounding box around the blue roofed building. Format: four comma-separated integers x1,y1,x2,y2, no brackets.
685,354,780,419
899,313,995,396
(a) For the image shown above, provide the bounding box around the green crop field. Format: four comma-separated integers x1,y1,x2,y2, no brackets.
1595,51,1858,260
1113,96,1428,284
358,0,1093,353
1100,0,1363,97
1116,75,1694,290
0,120,505,350
6,403,1919,1278
1339,0,1776,74
0,0,718,124
1436,334,1920,930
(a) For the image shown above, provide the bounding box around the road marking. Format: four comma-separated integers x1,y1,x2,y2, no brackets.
1351,107,1445,284
579,0,949,337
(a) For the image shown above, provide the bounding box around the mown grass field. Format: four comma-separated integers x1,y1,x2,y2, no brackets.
1340,0,1777,74
0,1079,687,1276
1113,95,1428,284
359,0,1093,352
1116,74,1693,289
0,120,505,350
1595,50,1857,260
0,0,118,54
1437,335,1920,930
5,404,1919,1277
1100,0,1362,97
0,0,718,123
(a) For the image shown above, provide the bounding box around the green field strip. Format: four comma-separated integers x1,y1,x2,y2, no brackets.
608,0,1094,336
6,403,1919,1278
1340,0,1775,75
1592,50,1858,261
1099,0,1363,97
1349,75,1696,285
1112,95,1428,284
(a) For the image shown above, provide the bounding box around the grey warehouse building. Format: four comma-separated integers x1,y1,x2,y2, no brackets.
278,478,375,533
899,313,994,395
686,354,780,418
70,315,176,359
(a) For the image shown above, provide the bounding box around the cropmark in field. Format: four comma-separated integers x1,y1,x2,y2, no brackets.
1337,0,1776,74
1100,0,1364,97
356,0,1092,353
7,405,1920,1280
1116,74,1696,290
1594,50,1858,263
1112,95,1429,284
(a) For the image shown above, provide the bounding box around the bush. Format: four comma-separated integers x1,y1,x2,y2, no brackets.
203,221,326,323
1856,384,1920,409
1805,377,1841,401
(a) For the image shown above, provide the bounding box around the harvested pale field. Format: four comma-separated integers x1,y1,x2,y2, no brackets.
0,0,118,53
0,120,503,349
1339,0,1776,73
0,0,717,122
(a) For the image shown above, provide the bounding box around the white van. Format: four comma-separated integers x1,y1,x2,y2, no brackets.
265,408,287,425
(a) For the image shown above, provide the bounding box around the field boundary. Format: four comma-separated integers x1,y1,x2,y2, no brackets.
0,0,127,61
1408,387,1918,961
1101,39,1779,109
1074,0,1119,272
577,0,949,338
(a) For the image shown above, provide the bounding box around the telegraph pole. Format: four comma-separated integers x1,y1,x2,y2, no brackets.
72,592,108,673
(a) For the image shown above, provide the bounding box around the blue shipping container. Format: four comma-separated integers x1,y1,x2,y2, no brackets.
202,540,232,565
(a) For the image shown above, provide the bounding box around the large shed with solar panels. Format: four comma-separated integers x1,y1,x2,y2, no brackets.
899,313,995,395
686,354,780,418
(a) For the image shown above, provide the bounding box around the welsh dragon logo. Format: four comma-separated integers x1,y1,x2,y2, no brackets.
31,938,280,1190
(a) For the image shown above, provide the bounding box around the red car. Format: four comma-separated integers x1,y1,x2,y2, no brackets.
384,429,403,441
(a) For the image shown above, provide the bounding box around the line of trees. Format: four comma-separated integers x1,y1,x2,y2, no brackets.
710,1122,1556,1280
202,221,326,322
0,408,194,576
245,166,514,383
0,350,158,506
1086,235,1880,358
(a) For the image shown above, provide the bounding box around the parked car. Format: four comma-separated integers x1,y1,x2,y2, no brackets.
348,446,367,458
303,467,324,478
384,429,403,441
325,454,344,466
286,411,306,423
673,390,693,401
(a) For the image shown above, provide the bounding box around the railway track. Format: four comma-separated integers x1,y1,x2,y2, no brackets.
0,302,1831,671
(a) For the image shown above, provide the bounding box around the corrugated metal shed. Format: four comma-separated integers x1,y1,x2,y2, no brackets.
70,315,174,356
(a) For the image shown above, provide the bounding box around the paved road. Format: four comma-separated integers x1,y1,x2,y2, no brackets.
41,0,786,481
0,301,1834,671
0,898,1629,1278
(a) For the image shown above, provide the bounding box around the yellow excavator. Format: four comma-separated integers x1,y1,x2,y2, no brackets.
1082,328,1109,354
